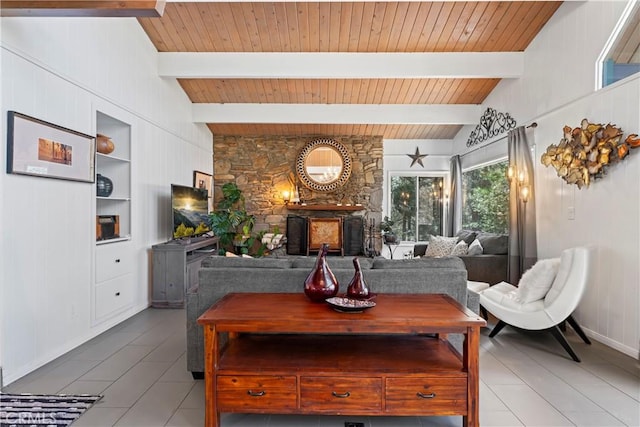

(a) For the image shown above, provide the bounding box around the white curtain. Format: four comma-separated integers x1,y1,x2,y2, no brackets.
507,126,537,284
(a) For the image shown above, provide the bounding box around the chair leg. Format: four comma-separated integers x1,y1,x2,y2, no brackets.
558,320,566,332
480,306,488,320
566,315,592,345
488,320,507,338
550,325,581,362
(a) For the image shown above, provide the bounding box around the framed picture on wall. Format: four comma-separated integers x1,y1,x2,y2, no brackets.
194,170,213,211
7,111,96,183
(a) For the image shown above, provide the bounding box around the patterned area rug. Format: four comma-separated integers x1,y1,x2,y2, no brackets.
0,393,102,426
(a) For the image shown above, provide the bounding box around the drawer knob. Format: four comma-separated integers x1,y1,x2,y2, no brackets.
417,392,436,399
115,259,121,263
246,390,265,397
331,391,351,398
115,292,121,296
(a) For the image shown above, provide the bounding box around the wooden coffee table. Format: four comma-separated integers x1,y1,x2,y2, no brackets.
197,292,486,427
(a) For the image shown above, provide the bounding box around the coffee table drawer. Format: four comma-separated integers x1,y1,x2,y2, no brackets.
300,377,382,412
385,377,467,414
217,375,297,412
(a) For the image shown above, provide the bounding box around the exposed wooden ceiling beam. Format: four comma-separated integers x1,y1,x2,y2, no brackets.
159,52,523,79
192,104,481,125
1,1,165,17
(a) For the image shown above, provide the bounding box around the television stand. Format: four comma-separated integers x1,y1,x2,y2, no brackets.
151,237,219,308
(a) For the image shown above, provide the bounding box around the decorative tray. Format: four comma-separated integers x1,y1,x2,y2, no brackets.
325,297,376,313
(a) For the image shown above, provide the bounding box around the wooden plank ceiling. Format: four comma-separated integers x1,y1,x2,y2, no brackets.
139,1,562,139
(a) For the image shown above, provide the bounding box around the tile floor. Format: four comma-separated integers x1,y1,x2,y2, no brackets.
3,307,639,427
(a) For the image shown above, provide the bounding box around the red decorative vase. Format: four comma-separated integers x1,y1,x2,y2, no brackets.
304,243,339,302
346,257,370,299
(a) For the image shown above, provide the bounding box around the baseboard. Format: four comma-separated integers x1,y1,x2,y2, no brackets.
582,326,639,359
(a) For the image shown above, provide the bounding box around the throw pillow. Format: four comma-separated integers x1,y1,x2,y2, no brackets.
476,232,508,255
516,258,561,303
455,229,478,246
450,240,468,256
424,235,458,257
413,243,428,257
467,239,483,255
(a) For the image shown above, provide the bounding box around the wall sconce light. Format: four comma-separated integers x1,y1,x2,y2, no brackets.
506,164,516,182
507,164,530,203
283,190,290,205
520,185,530,203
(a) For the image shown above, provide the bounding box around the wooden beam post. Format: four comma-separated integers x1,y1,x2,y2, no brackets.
1,1,166,17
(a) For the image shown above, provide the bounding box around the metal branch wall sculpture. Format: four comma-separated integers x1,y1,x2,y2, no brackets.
466,107,517,147
541,118,640,188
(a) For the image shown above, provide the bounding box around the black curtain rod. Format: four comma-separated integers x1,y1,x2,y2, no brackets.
460,122,537,158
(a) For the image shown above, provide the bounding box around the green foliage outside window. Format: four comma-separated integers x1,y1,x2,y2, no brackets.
390,175,443,241
462,161,509,234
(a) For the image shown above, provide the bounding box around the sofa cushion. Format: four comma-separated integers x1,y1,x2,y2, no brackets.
459,254,507,285
201,256,293,269
476,232,508,255
455,229,478,246
372,256,464,269
291,256,372,270
482,282,545,313
425,235,458,257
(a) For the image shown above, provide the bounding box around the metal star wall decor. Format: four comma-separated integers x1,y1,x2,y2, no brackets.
408,147,428,167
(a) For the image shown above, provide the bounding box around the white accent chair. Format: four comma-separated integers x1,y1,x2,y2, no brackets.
479,247,592,362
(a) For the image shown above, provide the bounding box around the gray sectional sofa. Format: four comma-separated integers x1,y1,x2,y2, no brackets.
186,255,479,376
415,230,509,285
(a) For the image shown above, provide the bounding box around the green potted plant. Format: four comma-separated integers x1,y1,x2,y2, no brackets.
379,216,397,244
209,182,256,254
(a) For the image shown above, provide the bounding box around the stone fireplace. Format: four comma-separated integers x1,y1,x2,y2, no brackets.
213,135,384,245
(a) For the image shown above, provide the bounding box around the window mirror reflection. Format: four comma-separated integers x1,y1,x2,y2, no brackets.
305,146,343,184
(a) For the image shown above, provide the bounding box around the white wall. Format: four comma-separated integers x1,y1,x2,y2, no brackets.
382,139,452,214
1,17,213,384
453,1,639,358
535,76,639,358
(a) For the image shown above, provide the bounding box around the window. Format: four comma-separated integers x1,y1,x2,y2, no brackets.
462,161,509,234
389,175,445,241
598,0,640,88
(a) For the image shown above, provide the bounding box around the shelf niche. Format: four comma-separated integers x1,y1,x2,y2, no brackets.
96,111,131,244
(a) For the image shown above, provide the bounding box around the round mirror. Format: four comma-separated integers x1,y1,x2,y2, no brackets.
296,138,351,192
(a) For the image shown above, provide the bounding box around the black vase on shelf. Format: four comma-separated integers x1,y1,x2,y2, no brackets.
96,174,113,197
303,243,339,302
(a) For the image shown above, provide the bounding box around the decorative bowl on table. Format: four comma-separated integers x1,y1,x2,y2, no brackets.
325,296,376,313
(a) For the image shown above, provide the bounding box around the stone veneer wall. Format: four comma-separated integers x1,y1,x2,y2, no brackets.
213,135,384,233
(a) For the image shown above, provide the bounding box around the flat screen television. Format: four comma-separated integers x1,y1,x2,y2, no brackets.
171,184,210,239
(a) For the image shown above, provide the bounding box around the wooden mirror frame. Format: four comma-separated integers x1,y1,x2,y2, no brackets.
296,138,352,192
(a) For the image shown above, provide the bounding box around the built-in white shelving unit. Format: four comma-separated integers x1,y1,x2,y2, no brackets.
93,110,134,324
96,111,131,244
